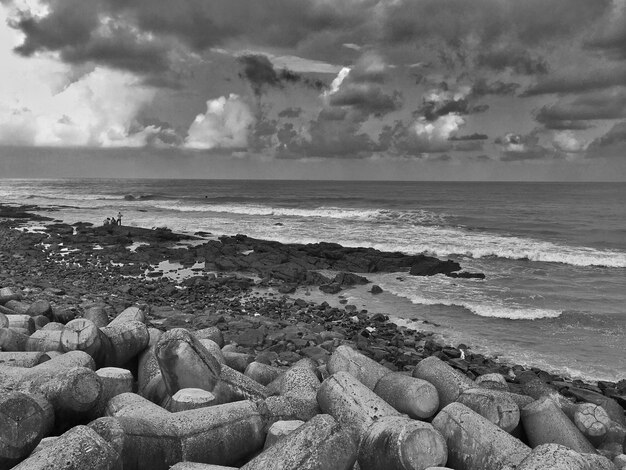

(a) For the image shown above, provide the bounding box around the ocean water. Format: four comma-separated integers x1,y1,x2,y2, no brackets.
1,178,625,382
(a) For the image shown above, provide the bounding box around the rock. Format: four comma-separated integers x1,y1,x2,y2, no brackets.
409,255,461,277
25,300,52,318
370,285,383,294
320,284,342,294
332,272,369,286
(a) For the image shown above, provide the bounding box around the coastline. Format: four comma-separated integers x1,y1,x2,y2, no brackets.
1,203,624,400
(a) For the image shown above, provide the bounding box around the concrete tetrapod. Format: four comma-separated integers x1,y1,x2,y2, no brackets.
521,397,597,453
106,392,265,470
412,356,474,409
264,420,304,449
317,371,401,442
327,345,391,390
0,328,29,351
244,361,283,386
0,392,54,469
0,351,50,367
241,414,357,470
456,388,520,432
512,443,617,470
167,388,217,412
0,351,101,416
432,402,531,470
358,416,448,470
11,418,125,470
373,372,439,420
155,328,222,396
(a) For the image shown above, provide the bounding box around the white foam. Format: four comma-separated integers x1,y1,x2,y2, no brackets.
149,201,445,225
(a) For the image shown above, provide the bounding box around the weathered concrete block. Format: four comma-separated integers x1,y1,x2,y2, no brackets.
245,361,283,386
241,414,357,470
264,420,304,449
260,395,321,428
457,388,520,432
155,328,221,397
521,397,596,453
317,371,401,442
514,443,616,470
328,345,390,390
373,372,439,420
432,402,531,470
167,388,217,412
5,315,35,334
0,287,21,305
0,351,50,368
194,327,224,348
11,419,124,470
475,373,509,391
358,416,448,470
107,393,265,470
108,306,145,326
223,350,255,373
0,391,55,468
412,356,474,409
0,327,29,351
83,305,109,328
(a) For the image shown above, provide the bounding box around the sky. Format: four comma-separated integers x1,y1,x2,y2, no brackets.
1,0,626,180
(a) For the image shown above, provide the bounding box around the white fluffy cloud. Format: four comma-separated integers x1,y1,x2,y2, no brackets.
413,114,465,142
0,3,157,147
184,94,255,149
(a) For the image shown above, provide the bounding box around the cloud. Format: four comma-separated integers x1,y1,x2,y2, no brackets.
471,79,521,97
329,87,402,117
552,130,586,153
523,65,626,96
237,54,326,97
381,0,611,47
277,107,303,118
324,54,402,117
586,121,626,158
586,2,626,60
476,47,548,75
495,131,558,161
535,88,626,128
381,115,465,156
0,65,157,147
184,94,255,149
449,133,489,141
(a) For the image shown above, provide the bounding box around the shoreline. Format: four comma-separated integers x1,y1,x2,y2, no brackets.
1,203,624,402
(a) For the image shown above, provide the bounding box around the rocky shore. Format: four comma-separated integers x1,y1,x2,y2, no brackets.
0,203,625,469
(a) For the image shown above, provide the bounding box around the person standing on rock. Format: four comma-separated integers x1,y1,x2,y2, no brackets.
117,212,123,226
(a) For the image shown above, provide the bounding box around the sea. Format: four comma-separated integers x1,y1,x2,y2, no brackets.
1,178,625,383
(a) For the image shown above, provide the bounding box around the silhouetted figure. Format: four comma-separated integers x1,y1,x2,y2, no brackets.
117,212,122,226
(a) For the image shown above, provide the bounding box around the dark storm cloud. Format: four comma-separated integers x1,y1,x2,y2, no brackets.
471,79,521,97
477,47,548,75
381,0,611,47
278,107,303,118
586,121,626,158
586,6,626,60
329,87,402,117
523,65,626,96
449,133,489,141
535,89,626,126
238,54,327,97
7,0,377,72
